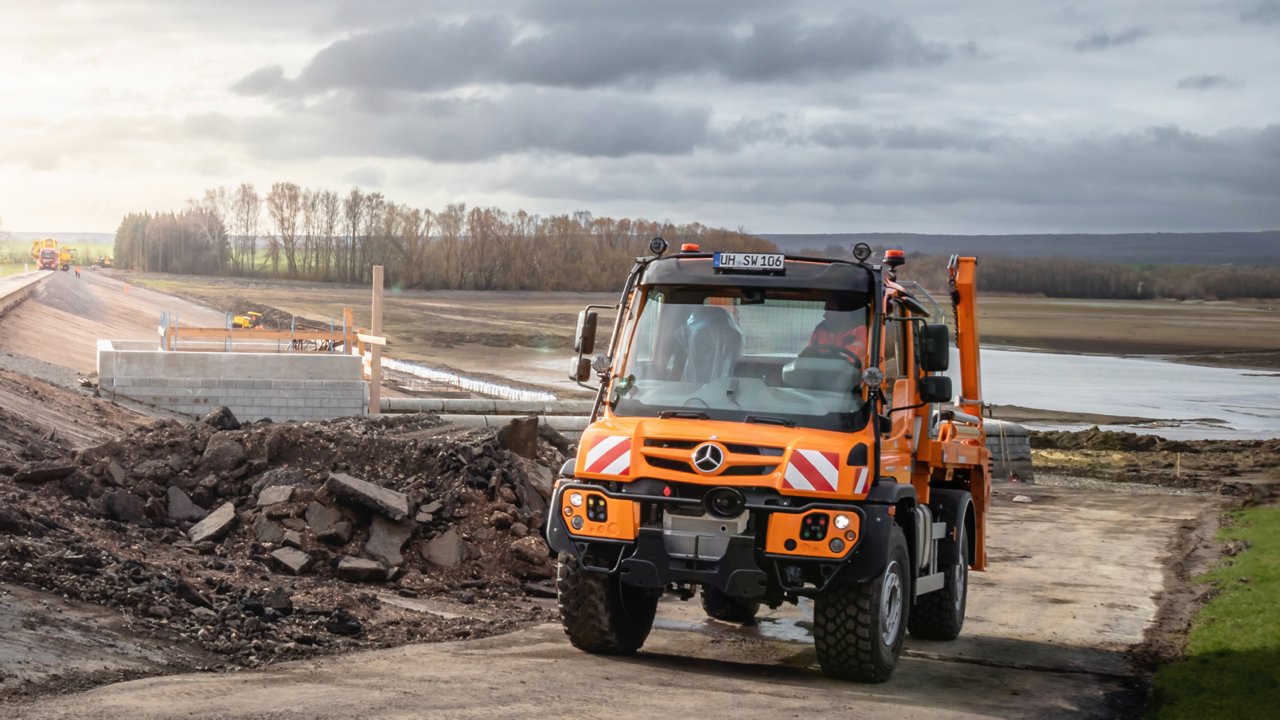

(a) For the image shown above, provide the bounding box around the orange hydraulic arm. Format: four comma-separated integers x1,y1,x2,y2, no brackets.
948,256,983,418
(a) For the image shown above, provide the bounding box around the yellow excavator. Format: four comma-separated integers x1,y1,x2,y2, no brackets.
232,311,263,329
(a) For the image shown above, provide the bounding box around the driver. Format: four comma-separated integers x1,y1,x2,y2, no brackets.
806,296,868,359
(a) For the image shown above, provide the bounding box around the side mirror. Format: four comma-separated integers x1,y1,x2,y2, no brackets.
919,375,952,404
568,356,592,382
574,310,598,355
921,324,950,372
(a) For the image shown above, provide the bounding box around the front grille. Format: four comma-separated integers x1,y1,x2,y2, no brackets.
725,443,784,457
723,464,779,477
646,456,695,473
644,438,698,450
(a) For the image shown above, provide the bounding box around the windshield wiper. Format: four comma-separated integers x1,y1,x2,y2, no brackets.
659,410,711,420
745,414,795,427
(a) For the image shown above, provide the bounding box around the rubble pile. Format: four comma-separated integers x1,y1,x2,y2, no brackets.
1030,427,1280,488
0,409,570,670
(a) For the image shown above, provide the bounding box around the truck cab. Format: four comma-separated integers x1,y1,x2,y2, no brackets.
547,240,990,682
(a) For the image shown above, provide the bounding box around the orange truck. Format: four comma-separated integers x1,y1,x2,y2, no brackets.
549,240,990,682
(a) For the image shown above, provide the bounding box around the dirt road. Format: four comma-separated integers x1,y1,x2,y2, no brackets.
0,270,225,375
12,483,1215,719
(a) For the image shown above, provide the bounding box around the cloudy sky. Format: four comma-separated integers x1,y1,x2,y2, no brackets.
1,0,1277,234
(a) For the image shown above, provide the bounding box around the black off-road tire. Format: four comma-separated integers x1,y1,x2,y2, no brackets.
700,587,761,624
814,525,911,683
909,521,969,641
556,553,658,655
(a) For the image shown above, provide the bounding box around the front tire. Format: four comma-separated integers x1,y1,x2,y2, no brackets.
701,587,760,624
814,525,911,682
556,553,658,655
909,519,969,640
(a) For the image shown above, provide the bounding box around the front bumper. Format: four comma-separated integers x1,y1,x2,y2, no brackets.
546,480,895,599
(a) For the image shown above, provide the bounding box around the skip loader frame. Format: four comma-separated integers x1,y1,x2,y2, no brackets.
547,238,990,682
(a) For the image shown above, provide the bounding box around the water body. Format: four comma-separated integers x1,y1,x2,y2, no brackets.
974,348,1280,440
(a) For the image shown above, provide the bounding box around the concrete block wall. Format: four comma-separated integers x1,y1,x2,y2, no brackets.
986,418,1034,481
98,340,367,422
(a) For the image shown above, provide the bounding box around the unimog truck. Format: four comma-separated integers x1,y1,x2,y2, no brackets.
547,239,990,682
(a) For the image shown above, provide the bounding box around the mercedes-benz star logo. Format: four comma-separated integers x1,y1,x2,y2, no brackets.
692,443,725,474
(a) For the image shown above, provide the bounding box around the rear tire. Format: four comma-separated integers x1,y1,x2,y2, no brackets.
556,553,658,655
701,587,760,624
909,520,969,641
814,525,910,683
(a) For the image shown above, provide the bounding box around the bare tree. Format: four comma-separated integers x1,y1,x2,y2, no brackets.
318,190,340,280
341,188,366,283
231,183,261,272
265,182,302,276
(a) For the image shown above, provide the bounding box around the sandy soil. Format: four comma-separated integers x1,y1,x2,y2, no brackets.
0,270,226,375
10,482,1219,720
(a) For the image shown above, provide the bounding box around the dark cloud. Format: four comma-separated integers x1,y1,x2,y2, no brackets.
1176,74,1236,90
1240,1,1280,24
236,14,953,96
1073,27,1147,52
199,90,710,162
230,65,287,95
810,124,1003,152
503,123,1280,232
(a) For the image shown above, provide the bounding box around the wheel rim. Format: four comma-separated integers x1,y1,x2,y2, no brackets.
881,561,903,645
954,561,967,611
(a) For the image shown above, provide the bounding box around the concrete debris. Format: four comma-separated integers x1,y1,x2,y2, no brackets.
509,536,551,566
305,501,344,534
202,406,241,431
325,472,409,521
1012,495,1034,504
189,502,237,543
269,547,312,575
318,521,353,545
167,486,207,522
106,460,128,485
0,411,570,672
250,467,308,496
253,515,285,544
422,529,467,568
13,461,78,484
496,416,539,459
104,490,148,524
200,434,247,473
257,484,294,507
365,516,414,567
337,557,386,582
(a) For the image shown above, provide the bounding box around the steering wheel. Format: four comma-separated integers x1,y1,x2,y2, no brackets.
683,397,711,408
799,344,864,369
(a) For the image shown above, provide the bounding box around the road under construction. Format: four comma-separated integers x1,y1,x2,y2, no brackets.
0,266,1266,719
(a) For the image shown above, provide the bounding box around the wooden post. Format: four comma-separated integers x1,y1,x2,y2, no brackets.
369,266,384,415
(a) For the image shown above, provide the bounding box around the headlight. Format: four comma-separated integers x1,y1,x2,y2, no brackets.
834,514,851,530
569,492,584,507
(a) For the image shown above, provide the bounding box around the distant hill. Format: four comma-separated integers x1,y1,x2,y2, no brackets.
761,232,1280,266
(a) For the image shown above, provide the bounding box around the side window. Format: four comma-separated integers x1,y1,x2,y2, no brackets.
882,307,904,385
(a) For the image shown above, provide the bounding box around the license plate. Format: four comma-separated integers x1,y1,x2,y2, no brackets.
713,252,785,272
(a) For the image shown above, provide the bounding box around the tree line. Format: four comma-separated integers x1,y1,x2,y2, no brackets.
800,243,1280,301
112,184,775,291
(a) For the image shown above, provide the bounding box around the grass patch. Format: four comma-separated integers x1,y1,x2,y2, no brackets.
0,262,30,277
1149,503,1280,718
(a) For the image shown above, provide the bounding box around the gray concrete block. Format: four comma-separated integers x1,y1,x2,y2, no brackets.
253,380,272,388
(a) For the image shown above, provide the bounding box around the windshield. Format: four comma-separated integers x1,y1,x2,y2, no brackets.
611,285,872,432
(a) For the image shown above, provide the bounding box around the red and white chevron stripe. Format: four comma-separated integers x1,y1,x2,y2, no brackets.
853,467,870,494
783,449,840,492
583,436,632,476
